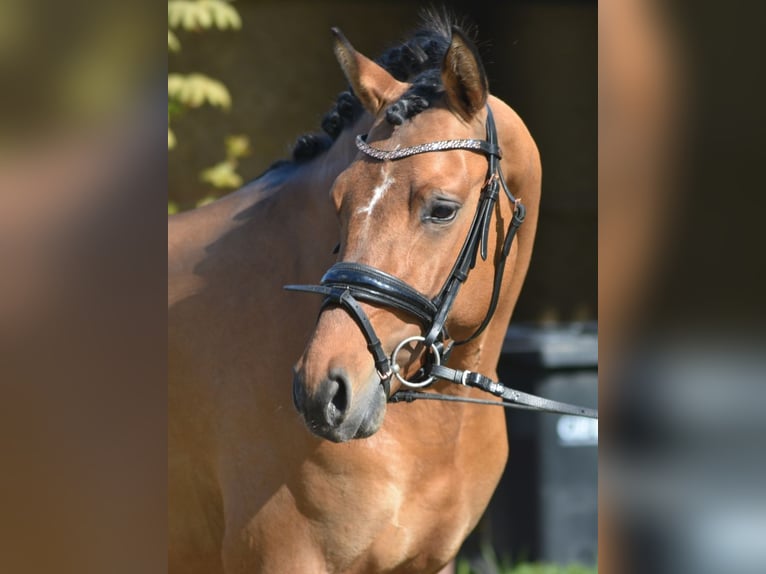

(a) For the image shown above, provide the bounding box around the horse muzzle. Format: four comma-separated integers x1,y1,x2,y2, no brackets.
292,368,387,442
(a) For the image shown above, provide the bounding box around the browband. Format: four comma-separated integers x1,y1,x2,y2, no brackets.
355,134,501,161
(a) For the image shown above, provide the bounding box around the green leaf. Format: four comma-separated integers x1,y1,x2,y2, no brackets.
210,0,242,29
168,29,181,52
168,1,242,31
168,73,231,110
225,135,251,159
201,160,242,189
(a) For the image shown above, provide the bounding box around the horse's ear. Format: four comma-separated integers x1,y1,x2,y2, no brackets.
331,27,405,116
441,27,488,121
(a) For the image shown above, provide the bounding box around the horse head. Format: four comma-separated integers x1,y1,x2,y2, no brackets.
290,27,525,442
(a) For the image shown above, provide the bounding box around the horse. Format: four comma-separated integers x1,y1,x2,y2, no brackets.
169,15,541,574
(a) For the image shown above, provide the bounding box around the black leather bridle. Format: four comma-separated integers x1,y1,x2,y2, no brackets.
286,106,597,419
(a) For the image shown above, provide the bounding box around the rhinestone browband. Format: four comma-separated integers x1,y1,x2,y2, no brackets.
355,134,500,161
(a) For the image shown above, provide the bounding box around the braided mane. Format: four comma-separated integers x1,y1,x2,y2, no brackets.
289,11,478,163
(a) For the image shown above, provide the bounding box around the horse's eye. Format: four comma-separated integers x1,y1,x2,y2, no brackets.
424,201,459,224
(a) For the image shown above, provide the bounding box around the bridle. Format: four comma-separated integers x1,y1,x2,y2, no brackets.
286,105,597,419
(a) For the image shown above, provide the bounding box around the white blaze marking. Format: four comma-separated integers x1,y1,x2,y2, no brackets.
355,165,395,241
357,165,394,217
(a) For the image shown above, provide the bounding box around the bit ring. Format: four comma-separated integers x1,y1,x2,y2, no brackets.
390,336,441,388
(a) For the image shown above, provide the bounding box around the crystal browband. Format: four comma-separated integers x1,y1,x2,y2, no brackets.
355,134,501,161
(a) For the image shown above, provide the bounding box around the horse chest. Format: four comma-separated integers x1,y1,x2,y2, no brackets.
291,429,507,573
281,480,466,574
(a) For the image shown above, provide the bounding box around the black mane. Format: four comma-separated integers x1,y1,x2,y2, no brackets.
289,11,476,164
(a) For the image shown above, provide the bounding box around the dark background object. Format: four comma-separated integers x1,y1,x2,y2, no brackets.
461,323,598,566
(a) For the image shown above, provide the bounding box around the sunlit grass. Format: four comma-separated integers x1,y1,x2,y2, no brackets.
457,543,596,574
457,560,596,574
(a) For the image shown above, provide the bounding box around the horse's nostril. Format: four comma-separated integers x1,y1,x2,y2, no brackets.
296,368,353,429
330,374,349,413
324,369,351,425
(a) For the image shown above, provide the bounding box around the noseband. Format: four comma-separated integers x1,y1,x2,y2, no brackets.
286,106,597,419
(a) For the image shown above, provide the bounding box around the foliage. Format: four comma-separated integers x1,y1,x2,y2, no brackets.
168,73,231,111
168,0,248,208
168,30,180,53
456,560,596,574
168,0,242,31
457,543,596,574
198,135,251,201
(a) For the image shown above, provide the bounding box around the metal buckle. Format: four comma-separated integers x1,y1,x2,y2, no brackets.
390,335,442,388
376,365,393,381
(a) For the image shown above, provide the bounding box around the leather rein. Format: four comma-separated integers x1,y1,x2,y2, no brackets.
285,106,597,420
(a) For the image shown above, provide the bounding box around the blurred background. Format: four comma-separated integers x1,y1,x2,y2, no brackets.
168,1,597,571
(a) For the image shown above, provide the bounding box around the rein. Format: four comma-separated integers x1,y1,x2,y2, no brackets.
285,105,597,420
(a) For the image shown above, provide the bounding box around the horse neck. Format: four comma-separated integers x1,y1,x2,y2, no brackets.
445,316,509,385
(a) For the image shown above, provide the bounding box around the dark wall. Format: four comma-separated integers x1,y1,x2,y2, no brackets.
168,0,596,322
